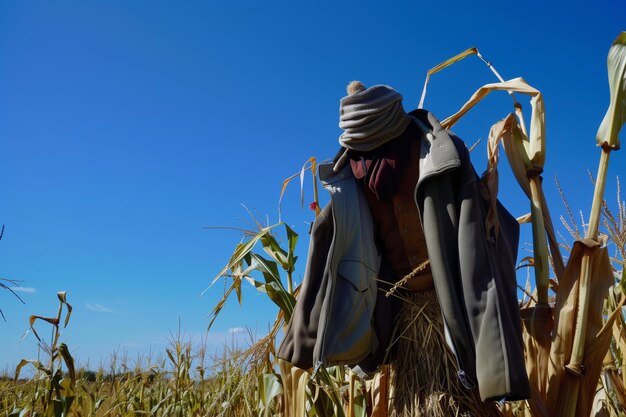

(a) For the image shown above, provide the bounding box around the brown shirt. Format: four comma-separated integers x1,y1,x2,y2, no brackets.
352,137,433,291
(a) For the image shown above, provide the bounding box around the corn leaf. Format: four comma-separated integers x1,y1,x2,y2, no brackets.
14,359,44,381
28,315,59,343
29,315,59,327
597,32,626,150
578,294,626,417
248,253,296,321
443,78,545,170
59,378,76,398
279,359,309,417
249,253,281,285
286,224,299,274
549,239,614,417
419,47,478,109
207,283,239,331
278,157,318,220
260,232,290,272
58,343,76,384
57,291,72,328
258,373,283,417
203,223,279,294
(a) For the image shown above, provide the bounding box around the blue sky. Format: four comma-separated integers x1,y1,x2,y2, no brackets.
1,1,624,371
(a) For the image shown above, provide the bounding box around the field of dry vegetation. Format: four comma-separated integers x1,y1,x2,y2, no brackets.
2,34,626,417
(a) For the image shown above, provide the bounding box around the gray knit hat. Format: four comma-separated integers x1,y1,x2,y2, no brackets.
339,82,411,151
334,81,411,171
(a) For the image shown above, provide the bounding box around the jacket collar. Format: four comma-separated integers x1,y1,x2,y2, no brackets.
409,110,461,190
319,159,352,188
319,109,461,187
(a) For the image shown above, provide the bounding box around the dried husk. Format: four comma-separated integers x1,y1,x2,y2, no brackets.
549,238,615,417
368,366,390,417
519,301,553,413
279,358,309,417
578,294,626,416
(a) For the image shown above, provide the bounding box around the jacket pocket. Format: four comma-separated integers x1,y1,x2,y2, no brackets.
337,260,375,292
323,260,378,365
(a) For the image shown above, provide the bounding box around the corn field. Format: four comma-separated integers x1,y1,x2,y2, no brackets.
2,34,626,417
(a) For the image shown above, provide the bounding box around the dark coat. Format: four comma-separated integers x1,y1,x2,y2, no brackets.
278,109,530,402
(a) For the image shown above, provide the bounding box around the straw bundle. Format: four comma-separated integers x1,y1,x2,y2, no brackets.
388,290,501,417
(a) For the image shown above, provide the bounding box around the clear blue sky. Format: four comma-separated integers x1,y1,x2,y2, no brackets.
1,1,624,371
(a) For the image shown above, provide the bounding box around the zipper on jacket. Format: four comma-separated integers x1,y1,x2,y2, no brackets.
313,186,339,372
316,238,336,369
310,360,323,380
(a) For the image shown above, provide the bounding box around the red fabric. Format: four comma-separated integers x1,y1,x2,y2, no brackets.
348,121,417,201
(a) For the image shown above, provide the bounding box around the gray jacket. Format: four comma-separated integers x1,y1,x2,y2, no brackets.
278,109,530,402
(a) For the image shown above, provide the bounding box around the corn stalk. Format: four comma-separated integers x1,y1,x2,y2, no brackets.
14,291,77,417
557,32,626,417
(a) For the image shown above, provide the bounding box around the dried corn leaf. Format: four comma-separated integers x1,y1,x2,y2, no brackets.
546,240,586,413
419,47,479,109
520,303,553,400
549,238,614,417
487,110,551,303
578,294,626,417
278,359,309,417
526,381,551,417
604,368,626,412
442,77,545,171
368,365,389,417
278,157,320,220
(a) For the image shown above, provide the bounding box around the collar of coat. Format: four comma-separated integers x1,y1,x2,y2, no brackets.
321,109,462,189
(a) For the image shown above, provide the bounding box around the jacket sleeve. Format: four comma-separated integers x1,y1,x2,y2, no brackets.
418,139,530,401
277,202,334,369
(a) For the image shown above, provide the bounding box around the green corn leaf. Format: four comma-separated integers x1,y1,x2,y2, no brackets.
258,373,283,417
260,232,289,271
244,272,295,322
203,224,279,295
597,32,626,150
207,284,237,330
285,223,299,274
247,253,296,319
314,367,346,417
265,282,295,323
249,253,282,286
352,378,367,417
232,257,244,305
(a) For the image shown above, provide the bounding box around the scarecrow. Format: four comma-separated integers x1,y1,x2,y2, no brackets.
278,81,530,416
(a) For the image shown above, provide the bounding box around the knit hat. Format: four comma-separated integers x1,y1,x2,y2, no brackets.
334,81,411,171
